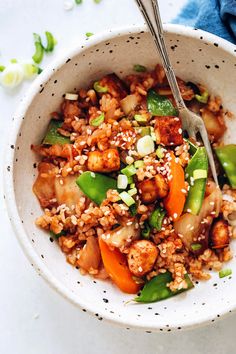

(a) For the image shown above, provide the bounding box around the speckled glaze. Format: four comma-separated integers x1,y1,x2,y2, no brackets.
4,24,236,332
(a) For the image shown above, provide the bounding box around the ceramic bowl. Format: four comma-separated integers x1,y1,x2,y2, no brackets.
4,24,236,332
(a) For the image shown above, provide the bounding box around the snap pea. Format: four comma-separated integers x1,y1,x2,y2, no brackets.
184,147,208,215
147,89,178,117
148,207,165,231
43,120,70,145
135,271,194,303
215,144,236,188
76,171,118,205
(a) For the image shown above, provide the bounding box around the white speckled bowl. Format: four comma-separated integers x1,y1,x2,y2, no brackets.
4,24,236,332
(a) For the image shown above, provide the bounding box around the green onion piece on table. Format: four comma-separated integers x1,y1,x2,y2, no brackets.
147,89,178,116
0,65,5,72
75,0,83,4
93,81,108,93
141,221,151,239
86,32,94,37
90,112,105,127
44,31,57,52
219,269,232,278
134,271,194,303
184,147,208,215
32,33,44,64
77,171,118,205
148,207,165,231
195,91,209,104
133,64,147,72
43,120,71,145
215,144,236,188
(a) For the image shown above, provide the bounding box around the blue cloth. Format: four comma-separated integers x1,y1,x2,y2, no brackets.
173,0,236,44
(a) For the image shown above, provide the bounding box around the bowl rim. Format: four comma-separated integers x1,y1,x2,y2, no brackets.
4,23,236,332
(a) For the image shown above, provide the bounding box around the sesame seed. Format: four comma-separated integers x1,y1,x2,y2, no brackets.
178,128,183,134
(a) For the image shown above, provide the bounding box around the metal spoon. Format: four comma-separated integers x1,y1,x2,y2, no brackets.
135,0,218,185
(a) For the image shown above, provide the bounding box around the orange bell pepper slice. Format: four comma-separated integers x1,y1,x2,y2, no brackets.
164,152,186,221
98,237,140,294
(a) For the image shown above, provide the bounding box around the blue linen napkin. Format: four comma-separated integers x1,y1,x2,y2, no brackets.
173,0,236,44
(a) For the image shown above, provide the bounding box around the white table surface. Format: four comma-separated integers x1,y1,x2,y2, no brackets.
1,1,236,353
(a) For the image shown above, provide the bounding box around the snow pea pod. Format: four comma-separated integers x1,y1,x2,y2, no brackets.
215,144,236,188
147,89,178,116
76,171,118,205
43,120,70,145
135,271,194,303
184,147,208,215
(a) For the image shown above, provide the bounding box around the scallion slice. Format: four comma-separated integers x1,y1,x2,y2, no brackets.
134,160,144,168
134,114,147,123
156,146,164,159
65,93,79,100
128,188,137,196
0,65,5,72
121,164,137,177
117,174,128,189
119,191,135,206
44,31,57,52
86,32,94,37
75,0,82,4
191,243,202,251
32,33,44,64
94,81,108,93
219,269,232,278
195,91,209,104
90,112,105,127
133,64,147,72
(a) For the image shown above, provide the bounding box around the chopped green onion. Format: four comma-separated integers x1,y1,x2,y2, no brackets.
137,135,155,157
121,164,137,177
0,63,24,88
22,63,38,79
94,81,108,93
142,221,151,239
94,0,102,3
117,174,128,189
50,230,66,239
37,67,43,74
193,169,207,180
127,176,134,184
130,183,135,189
129,203,137,216
44,31,57,52
134,126,151,137
0,65,5,72
156,146,164,159
119,191,135,206
65,93,79,100
90,112,105,127
75,0,82,3
219,269,232,278
134,114,147,123
195,91,209,104
86,32,94,37
191,243,202,251
134,160,144,168
150,127,156,141
148,207,165,231
10,59,17,63
32,33,44,64
128,188,137,196
133,64,147,72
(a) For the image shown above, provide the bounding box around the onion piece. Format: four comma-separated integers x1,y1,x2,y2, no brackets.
77,236,101,272
120,94,139,115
